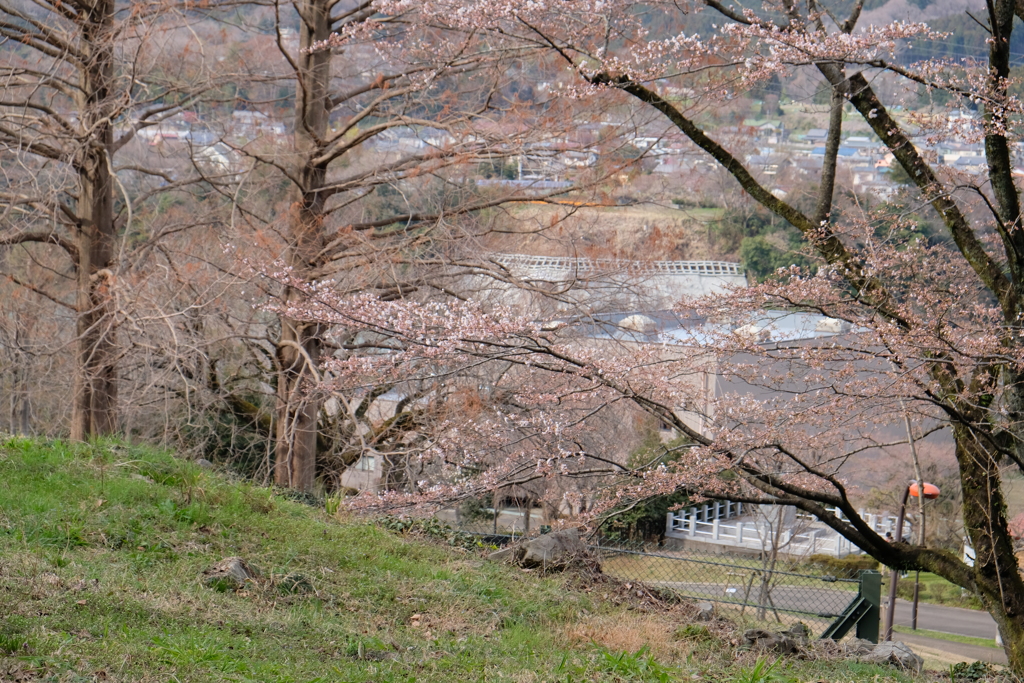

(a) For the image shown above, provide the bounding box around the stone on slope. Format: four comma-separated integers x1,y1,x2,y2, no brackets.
861,640,923,673
203,557,257,592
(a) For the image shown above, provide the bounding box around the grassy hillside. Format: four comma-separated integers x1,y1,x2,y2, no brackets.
0,437,923,682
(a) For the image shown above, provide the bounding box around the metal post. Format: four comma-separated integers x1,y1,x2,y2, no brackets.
859,570,882,643
912,571,920,629
883,486,911,641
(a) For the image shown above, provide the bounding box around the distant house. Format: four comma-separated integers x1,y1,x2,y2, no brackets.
195,143,243,180
745,154,787,176
373,126,455,151
340,454,380,492
474,178,573,195
842,136,881,151
802,128,828,144
741,118,784,144
791,157,824,175
811,146,859,159
230,110,286,138
949,156,986,174
851,164,885,186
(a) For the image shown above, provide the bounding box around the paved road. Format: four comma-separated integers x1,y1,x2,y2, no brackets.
655,580,999,640
897,632,1006,665
888,599,998,640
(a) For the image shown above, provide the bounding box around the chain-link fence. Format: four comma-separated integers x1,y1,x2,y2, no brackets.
590,543,867,636
446,511,878,639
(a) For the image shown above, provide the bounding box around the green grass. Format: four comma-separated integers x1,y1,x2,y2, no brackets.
892,626,1000,650
881,572,983,610
0,437,929,681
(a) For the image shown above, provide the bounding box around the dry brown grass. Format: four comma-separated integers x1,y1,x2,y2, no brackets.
562,612,692,661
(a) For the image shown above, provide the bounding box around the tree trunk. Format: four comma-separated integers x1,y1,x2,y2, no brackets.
274,0,332,490
274,314,321,491
70,0,118,441
953,425,1024,671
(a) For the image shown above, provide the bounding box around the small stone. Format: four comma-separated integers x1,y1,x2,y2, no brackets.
740,629,799,654
697,602,715,621
784,622,810,645
203,557,257,592
195,458,214,468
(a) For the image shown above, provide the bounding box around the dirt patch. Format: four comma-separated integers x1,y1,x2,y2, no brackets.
564,612,692,661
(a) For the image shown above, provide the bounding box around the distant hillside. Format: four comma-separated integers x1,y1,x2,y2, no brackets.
651,0,1011,67
860,0,981,25
481,204,723,261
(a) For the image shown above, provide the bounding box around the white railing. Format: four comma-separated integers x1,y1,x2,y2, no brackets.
671,500,745,526
667,516,859,557
490,253,743,277
666,502,863,557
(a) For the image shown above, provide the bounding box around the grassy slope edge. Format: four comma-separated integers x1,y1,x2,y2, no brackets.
0,438,921,682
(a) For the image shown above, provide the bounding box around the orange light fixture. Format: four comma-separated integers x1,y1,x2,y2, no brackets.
909,482,940,499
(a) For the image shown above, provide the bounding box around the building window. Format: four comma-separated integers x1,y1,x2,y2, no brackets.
356,456,376,471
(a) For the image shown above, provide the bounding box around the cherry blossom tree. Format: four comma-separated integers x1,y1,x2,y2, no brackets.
296,0,1024,668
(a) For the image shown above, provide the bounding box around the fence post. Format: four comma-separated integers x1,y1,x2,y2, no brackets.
737,521,745,544
713,518,720,540
688,512,696,537
666,512,674,535
809,529,818,555
858,570,881,643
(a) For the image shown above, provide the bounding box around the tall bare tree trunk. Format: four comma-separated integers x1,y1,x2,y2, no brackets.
274,0,331,491
71,0,118,441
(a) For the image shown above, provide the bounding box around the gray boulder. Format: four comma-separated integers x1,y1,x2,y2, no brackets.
844,637,875,656
203,557,257,591
486,529,589,570
521,529,585,568
861,640,923,673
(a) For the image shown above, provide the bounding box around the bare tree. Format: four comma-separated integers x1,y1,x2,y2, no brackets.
0,0,231,438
